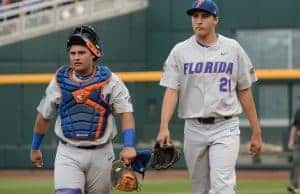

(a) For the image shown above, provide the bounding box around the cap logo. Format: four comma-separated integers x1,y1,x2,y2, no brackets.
197,0,204,7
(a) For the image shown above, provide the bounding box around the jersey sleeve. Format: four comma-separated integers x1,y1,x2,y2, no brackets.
236,43,258,90
110,75,133,114
160,46,180,90
37,77,60,119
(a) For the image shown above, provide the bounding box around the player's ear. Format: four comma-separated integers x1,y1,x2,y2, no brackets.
214,16,219,25
92,54,98,62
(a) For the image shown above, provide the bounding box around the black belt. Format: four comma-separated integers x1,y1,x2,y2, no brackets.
197,116,232,124
59,139,108,150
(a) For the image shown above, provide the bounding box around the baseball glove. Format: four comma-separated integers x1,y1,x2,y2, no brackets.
150,142,181,170
111,160,140,192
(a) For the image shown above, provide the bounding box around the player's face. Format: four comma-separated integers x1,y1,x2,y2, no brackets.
191,11,218,38
69,45,95,74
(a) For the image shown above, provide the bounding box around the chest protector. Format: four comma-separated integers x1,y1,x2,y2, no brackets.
56,65,111,140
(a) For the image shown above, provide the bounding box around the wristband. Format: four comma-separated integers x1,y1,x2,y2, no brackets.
31,133,45,150
123,128,135,147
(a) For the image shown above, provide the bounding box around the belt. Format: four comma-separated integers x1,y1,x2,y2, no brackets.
197,116,232,124
59,139,108,150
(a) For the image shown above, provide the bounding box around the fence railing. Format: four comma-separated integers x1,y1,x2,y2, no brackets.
0,0,148,46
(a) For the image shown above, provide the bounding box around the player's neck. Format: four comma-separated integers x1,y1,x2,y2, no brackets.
74,65,95,80
196,32,218,47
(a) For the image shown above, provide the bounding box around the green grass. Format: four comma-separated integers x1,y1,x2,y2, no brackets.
0,179,291,194
0,179,54,194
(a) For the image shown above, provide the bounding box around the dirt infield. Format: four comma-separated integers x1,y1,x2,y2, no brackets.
0,169,289,180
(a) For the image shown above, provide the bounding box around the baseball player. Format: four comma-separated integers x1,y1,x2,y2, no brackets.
287,109,300,194
30,25,137,194
156,0,263,194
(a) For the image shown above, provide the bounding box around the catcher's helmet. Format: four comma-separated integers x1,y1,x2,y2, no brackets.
67,25,103,60
186,0,218,17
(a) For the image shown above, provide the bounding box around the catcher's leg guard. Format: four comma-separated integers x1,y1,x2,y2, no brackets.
55,188,82,194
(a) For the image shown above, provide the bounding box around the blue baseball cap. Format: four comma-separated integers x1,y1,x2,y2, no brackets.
186,0,218,17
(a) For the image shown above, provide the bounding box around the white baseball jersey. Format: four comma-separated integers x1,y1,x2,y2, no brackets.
160,34,257,119
37,71,133,146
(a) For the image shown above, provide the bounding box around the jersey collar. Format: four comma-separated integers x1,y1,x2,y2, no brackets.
193,34,221,49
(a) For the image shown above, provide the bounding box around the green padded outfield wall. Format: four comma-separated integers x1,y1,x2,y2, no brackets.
0,0,299,168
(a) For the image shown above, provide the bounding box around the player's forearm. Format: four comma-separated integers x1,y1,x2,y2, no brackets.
33,113,50,134
237,88,261,135
120,112,135,131
160,88,178,129
120,112,136,148
31,113,50,150
289,126,297,145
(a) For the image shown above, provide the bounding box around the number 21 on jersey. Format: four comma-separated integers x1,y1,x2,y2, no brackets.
220,77,231,92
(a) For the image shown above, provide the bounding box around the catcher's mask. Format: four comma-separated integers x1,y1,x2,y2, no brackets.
67,25,103,61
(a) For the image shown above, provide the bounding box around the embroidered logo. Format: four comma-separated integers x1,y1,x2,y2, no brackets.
221,52,228,56
77,93,85,102
229,127,236,132
73,89,88,103
197,0,204,7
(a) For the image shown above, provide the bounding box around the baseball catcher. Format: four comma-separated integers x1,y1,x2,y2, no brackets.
150,142,181,170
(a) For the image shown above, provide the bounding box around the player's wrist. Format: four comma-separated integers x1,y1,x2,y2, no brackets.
31,133,45,150
122,128,135,147
159,123,169,130
251,130,262,136
251,125,262,134
159,127,170,134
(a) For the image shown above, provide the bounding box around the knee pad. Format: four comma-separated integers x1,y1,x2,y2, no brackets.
55,188,82,194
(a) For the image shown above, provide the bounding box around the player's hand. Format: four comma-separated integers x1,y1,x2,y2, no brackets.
156,128,171,147
30,149,43,168
248,132,263,157
120,147,136,165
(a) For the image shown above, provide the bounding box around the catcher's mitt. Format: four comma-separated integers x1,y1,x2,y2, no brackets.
150,142,181,170
111,160,140,192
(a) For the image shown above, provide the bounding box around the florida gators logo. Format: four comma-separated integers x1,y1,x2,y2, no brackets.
77,93,85,102
197,0,204,7
73,89,88,103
